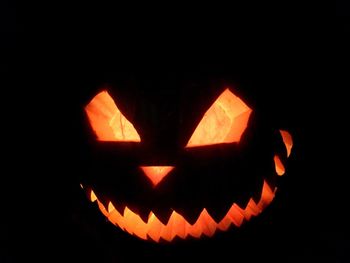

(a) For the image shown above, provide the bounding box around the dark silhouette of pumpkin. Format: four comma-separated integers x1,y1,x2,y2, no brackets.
78,78,293,242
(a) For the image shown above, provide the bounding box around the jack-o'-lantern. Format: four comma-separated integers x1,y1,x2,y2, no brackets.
79,81,293,243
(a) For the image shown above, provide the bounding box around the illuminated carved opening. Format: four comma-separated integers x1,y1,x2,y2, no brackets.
140,166,175,186
90,189,97,202
186,88,252,148
90,180,275,242
279,130,293,157
274,155,285,176
85,90,141,142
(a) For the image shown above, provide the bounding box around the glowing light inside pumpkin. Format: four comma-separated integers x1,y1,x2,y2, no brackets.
90,189,97,202
85,90,141,142
280,130,293,157
88,180,275,242
273,130,293,176
274,155,285,176
140,166,175,186
186,88,252,148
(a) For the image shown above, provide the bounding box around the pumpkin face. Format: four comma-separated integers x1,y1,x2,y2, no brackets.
79,83,293,243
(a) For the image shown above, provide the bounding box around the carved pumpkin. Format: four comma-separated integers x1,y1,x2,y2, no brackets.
79,82,293,243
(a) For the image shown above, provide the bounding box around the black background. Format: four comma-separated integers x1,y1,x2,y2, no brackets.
2,4,348,263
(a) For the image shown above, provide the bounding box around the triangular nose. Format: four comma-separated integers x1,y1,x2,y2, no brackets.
140,166,174,186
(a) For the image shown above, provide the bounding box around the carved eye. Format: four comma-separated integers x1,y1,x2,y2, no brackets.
186,88,252,148
85,90,141,142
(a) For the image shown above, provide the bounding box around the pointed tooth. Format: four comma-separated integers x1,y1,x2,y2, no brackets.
97,200,109,217
131,213,148,240
90,189,97,202
98,197,110,212
107,201,115,213
123,207,138,235
186,221,202,239
122,207,134,235
197,209,217,237
232,205,245,227
234,192,251,212
257,180,275,209
167,211,178,241
108,206,125,230
217,216,232,231
171,211,187,239
228,204,245,226
146,212,163,242
238,199,260,221
245,198,261,217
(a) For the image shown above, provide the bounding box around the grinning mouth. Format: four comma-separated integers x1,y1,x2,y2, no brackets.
85,180,276,242
81,130,292,242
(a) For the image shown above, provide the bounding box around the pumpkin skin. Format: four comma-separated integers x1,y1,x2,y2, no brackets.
78,76,293,242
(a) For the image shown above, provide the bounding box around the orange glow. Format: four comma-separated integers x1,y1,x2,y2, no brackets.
140,166,175,186
90,189,97,202
279,130,293,157
85,90,141,142
186,88,252,148
274,155,285,176
89,180,275,242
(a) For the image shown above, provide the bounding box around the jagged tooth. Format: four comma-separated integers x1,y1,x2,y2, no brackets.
159,210,175,242
229,204,245,226
240,198,262,221
167,211,178,241
245,198,261,217
97,200,109,217
146,212,163,242
107,201,115,213
217,216,232,231
123,207,136,235
171,211,187,239
257,180,275,209
265,180,274,194
90,189,97,202
98,197,110,212
234,194,251,213
108,205,125,230
240,203,252,221
158,210,189,241
197,209,217,237
130,213,148,240
122,206,148,240
186,219,202,239
233,203,251,221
